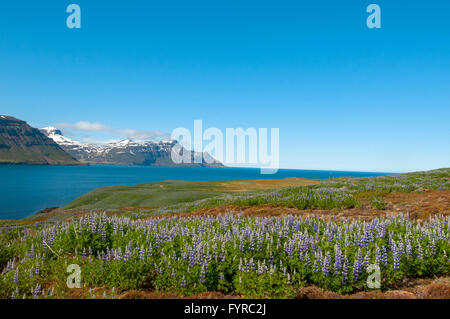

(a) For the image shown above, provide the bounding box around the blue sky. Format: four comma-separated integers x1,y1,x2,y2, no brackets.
0,1,449,172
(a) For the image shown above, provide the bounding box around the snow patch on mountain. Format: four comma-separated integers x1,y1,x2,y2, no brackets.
41,127,84,146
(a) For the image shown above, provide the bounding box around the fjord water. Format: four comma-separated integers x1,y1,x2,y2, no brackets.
0,165,389,220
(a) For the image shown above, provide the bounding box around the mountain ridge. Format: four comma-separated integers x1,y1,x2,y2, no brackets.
40,126,223,167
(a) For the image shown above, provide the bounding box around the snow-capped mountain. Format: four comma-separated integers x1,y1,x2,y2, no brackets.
40,126,223,167
40,126,84,146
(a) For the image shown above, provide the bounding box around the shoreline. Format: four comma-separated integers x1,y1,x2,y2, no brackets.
1,168,446,222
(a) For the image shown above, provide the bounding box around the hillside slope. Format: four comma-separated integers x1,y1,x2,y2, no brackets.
60,178,318,212
0,116,80,165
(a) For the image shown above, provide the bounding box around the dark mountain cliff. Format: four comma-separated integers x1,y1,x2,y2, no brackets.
0,116,80,165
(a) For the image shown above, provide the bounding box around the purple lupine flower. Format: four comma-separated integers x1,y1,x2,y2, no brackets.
147,243,153,258
219,249,225,262
284,241,294,259
312,259,319,273
303,237,310,253
352,248,363,281
333,243,342,273
13,268,19,284
180,276,186,288
105,248,111,261
381,246,388,267
32,284,41,299
298,251,304,262
428,238,437,256
375,244,381,266
321,252,330,277
42,233,47,250
199,264,206,284
124,246,131,262
417,241,423,260
102,250,108,261
393,243,400,270
310,237,317,253
188,248,196,268
30,244,35,259
114,247,122,261
328,231,334,242
342,255,348,284
249,258,255,272
305,252,311,268
406,240,412,257
268,251,274,266
139,245,145,261
397,240,404,257
344,235,350,247
389,234,395,251
363,252,371,272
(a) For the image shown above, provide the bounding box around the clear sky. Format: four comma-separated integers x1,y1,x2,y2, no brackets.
0,1,449,172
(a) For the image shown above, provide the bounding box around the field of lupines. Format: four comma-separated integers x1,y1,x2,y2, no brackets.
1,212,449,299
1,168,449,299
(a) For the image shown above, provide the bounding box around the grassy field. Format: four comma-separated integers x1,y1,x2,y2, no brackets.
63,177,319,211
56,168,448,221
64,181,224,211
16,169,450,223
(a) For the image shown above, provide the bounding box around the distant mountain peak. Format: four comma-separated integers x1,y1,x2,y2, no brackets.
41,126,63,136
39,126,84,147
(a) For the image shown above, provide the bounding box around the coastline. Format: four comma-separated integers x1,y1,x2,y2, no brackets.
0,166,397,221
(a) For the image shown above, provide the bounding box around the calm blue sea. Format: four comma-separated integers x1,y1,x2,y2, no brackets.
0,165,390,220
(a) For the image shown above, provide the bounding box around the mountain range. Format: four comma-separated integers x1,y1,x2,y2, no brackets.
0,116,223,167
39,126,223,167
